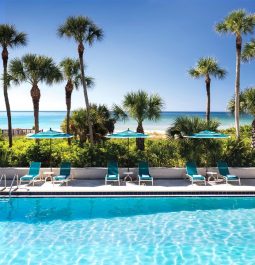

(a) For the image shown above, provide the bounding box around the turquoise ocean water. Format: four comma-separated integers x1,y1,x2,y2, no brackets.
1,197,255,264
0,111,253,132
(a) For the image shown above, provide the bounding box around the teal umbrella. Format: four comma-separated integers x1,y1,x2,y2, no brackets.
106,129,149,171
184,130,229,171
184,130,230,139
26,128,73,171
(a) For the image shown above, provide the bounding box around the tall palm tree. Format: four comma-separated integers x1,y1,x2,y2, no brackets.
113,90,163,151
9,54,62,133
58,16,103,144
242,39,255,61
215,9,255,139
188,57,226,123
0,24,27,147
228,87,255,148
59,58,94,144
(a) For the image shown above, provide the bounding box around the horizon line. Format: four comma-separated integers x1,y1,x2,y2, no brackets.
0,110,231,113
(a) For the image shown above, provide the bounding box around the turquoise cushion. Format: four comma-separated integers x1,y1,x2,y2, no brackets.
54,175,68,181
190,174,205,180
106,174,118,180
20,174,36,180
225,175,238,180
140,174,152,180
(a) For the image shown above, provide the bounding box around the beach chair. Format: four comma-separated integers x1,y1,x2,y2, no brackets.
217,161,241,185
105,161,120,185
53,162,72,186
20,162,41,186
186,162,206,185
138,161,154,185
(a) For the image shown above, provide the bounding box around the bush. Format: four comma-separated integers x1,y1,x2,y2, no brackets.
0,125,255,167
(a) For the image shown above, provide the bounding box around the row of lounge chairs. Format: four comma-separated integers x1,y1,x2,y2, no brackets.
186,161,241,185
20,162,72,186
18,160,240,187
105,161,153,185
19,160,154,186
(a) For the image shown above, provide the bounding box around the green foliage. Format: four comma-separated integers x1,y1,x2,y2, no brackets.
188,57,227,79
117,90,164,123
228,87,255,116
0,24,27,48
242,39,255,62
61,105,116,144
0,124,254,168
166,116,220,138
215,9,255,36
9,54,62,85
58,16,103,44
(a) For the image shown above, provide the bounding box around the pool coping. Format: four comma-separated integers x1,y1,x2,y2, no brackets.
2,190,255,197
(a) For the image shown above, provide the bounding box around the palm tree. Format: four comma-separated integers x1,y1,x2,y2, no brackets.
61,105,116,144
58,16,103,144
228,87,255,148
0,24,27,147
113,90,163,151
9,54,62,133
59,58,94,144
167,116,220,138
215,9,255,139
242,39,255,61
188,57,227,123
167,116,221,166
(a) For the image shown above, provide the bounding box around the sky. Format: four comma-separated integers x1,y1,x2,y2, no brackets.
0,0,255,111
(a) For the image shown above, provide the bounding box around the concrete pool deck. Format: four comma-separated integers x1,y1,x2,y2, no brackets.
2,178,255,197
1,167,255,197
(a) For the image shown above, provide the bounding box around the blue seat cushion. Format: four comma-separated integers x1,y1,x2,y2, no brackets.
140,174,152,180
225,175,238,180
54,175,69,181
106,174,118,180
190,174,205,180
20,174,37,180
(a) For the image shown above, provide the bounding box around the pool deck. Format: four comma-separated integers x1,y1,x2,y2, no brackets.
2,178,255,197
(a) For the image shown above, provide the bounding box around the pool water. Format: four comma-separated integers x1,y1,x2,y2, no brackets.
0,197,255,265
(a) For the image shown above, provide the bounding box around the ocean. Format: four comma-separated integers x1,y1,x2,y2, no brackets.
0,111,253,133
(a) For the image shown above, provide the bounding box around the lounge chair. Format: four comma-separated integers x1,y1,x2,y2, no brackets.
53,162,72,186
217,161,241,185
105,161,120,185
138,161,154,185
20,161,41,186
186,161,206,185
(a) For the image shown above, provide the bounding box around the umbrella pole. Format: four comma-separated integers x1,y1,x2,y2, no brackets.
128,137,130,172
50,138,52,172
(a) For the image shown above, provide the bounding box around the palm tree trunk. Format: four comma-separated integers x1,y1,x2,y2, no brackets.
252,118,255,149
136,122,145,151
30,84,41,133
65,80,73,145
235,35,242,139
2,47,12,147
205,75,211,123
78,42,94,144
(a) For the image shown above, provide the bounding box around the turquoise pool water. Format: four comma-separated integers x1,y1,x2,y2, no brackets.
1,197,255,264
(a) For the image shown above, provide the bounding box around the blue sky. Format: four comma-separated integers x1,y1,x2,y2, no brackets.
0,0,255,111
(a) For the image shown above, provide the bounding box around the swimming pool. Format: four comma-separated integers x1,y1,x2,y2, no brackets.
0,197,255,264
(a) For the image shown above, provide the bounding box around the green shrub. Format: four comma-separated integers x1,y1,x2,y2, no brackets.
0,125,254,168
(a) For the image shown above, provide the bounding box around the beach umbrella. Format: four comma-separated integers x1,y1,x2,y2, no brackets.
184,130,229,170
185,130,230,139
26,128,73,171
106,129,149,171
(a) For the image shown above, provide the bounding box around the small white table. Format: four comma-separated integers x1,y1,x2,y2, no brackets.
206,171,218,182
123,172,134,182
43,171,54,182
